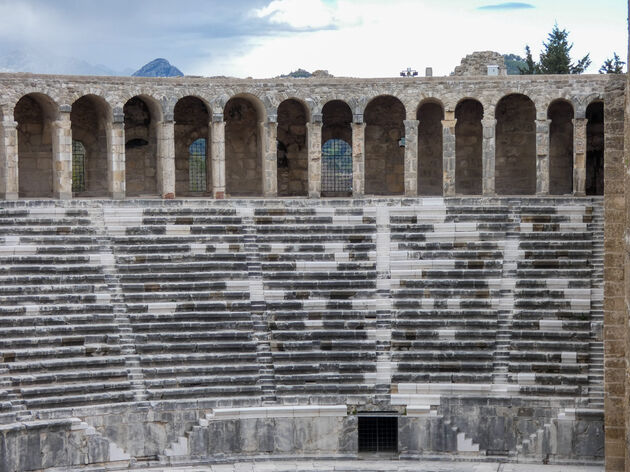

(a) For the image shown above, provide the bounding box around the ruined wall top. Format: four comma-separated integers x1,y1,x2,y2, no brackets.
452,51,507,77
0,71,616,122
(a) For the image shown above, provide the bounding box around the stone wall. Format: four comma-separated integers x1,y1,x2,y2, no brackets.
452,51,507,77
124,97,157,196
548,100,574,195
602,73,626,472
277,99,308,197
455,99,483,194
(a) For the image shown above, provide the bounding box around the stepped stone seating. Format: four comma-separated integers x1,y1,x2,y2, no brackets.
258,208,379,401
390,202,507,384
0,206,132,421
510,205,595,397
106,207,262,404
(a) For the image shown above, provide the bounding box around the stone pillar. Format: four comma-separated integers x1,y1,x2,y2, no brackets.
157,118,175,199
261,117,278,197
442,112,457,196
403,119,419,196
482,117,497,196
0,118,18,199
573,116,587,196
352,116,365,197
52,109,72,200
109,114,125,199
211,113,226,199
307,116,322,198
536,117,551,195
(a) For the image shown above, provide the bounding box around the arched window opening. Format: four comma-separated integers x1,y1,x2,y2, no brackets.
188,138,207,193
417,102,444,195
15,94,56,198
586,101,604,196
72,140,86,193
224,97,262,196
277,99,308,197
495,94,536,195
321,100,353,197
175,96,211,196
365,96,405,195
321,139,352,196
455,99,483,195
124,96,158,197
548,100,574,195
71,95,110,197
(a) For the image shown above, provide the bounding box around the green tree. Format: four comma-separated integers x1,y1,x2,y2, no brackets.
599,53,625,74
519,24,591,75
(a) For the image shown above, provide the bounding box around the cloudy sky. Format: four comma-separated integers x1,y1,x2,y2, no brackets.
0,0,625,77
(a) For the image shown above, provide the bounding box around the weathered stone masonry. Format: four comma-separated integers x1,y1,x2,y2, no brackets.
0,73,612,201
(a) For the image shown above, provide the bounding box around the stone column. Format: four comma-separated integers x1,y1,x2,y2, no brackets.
482,117,497,196
573,116,587,196
157,118,175,198
0,118,18,199
536,117,551,195
352,116,365,197
108,114,125,199
403,119,419,196
52,109,72,200
261,117,278,197
211,113,226,199
307,116,322,198
442,112,457,196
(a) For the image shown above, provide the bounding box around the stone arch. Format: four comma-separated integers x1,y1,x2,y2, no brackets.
547,99,574,195
174,96,211,196
455,98,484,195
321,100,353,197
364,95,405,195
70,95,111,197
224,94,265,196
277,98,308,197
417,100,444,196
123,95,161,197
495,93,536,195
14,93,59,198
585,100,604,196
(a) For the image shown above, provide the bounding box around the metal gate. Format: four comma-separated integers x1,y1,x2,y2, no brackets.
321,138,352,196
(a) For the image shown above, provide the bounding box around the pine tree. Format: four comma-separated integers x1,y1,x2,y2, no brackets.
599,53,625,74
519,24,591,75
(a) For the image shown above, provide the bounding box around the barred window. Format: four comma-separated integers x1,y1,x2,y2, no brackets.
72,140,86,192
189,138,207,192
321,139,352,196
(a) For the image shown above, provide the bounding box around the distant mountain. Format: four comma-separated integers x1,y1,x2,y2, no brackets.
503,54,527,75
132,58,183,77
0,47,125,76
277,68,334,79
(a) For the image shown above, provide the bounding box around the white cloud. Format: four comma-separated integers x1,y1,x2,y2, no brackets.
255,0,337,29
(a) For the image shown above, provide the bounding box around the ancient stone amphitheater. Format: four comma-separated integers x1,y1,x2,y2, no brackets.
0,66,625,471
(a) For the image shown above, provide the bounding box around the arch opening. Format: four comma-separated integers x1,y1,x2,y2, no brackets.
455,99,483,195
548,100,574,195
174,96,211,196
365,96,405,195
585,101,604,196
70,95,110,197
15,93,57,198
277,99,308,197
124,96,159,197
495,94,536,195
321,100,353,197
224,97,262,196
417,101,444,196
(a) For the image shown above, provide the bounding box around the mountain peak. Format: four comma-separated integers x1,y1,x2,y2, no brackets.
132,58,183,77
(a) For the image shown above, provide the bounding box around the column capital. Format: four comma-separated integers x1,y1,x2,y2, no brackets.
1,120,17,129
353,114,363,124
163,112,174,123
481,117,497,127
311,113,323,124
59,105,72,114
403,119,419,128
212,112,224,123
441,118,457,129
113,113,125,124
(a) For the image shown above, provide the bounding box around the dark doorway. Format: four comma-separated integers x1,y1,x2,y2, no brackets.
585,101,604,196
358,416,398,453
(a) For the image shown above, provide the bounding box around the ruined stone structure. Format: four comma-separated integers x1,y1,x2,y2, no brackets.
0,71,622,470
452,51,508,77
